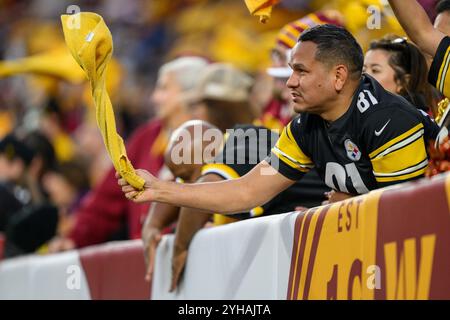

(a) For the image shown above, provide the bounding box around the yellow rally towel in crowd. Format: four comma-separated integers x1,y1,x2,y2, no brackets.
244,0,280,23
61,12,145,190
0,46,86,83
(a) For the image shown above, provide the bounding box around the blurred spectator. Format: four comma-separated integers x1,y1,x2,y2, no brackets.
434,0,450,35
185,64,256,132
0,133,58,257
22,131,57,181
0,134,35,232
433,1,450,128
43,160,89,252
386,0,450,162
4,203,58,257
47,56,209,252
72,123,111,187
364,35,435,114
39,99,76,162
387,0,448,97
424,0,450,177
0,131,56,208
139,63,253,281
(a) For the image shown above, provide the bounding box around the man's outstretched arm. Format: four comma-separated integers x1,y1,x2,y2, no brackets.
388,0,445,56
118,160,295,214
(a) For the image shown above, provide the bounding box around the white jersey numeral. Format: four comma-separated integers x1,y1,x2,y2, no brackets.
325,162,369,194
357,90,379,113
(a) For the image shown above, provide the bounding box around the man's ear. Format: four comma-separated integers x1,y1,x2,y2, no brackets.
334,64,349,92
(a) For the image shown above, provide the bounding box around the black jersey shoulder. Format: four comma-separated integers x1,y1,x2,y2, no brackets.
429,36,450,95
284,112,322,159
358,75,439,148
212,124,279,177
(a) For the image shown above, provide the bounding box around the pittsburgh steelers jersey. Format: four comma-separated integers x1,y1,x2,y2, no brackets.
268,74,440,194
202,124,329,220
429,36,450,98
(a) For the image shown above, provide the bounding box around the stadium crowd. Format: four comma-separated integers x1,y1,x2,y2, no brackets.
1,0,450,292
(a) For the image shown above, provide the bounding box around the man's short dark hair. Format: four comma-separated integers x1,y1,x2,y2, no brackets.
436,0,450,14
298,24,364,79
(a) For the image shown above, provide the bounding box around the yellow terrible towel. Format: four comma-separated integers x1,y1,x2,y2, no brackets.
0,46,86,83
61,12,145,190
244,0,280,23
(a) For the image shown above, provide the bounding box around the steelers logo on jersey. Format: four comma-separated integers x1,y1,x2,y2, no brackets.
344,139,361,162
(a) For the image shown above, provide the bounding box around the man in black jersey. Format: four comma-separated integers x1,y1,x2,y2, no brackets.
118,25,439,225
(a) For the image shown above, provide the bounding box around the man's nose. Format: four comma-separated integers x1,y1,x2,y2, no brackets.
286,73,298,89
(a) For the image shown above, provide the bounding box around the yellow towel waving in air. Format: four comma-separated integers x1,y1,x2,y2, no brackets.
61,12,145,190
244,0,280,23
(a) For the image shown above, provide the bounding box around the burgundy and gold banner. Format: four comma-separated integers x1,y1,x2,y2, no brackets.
288,174,450,300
